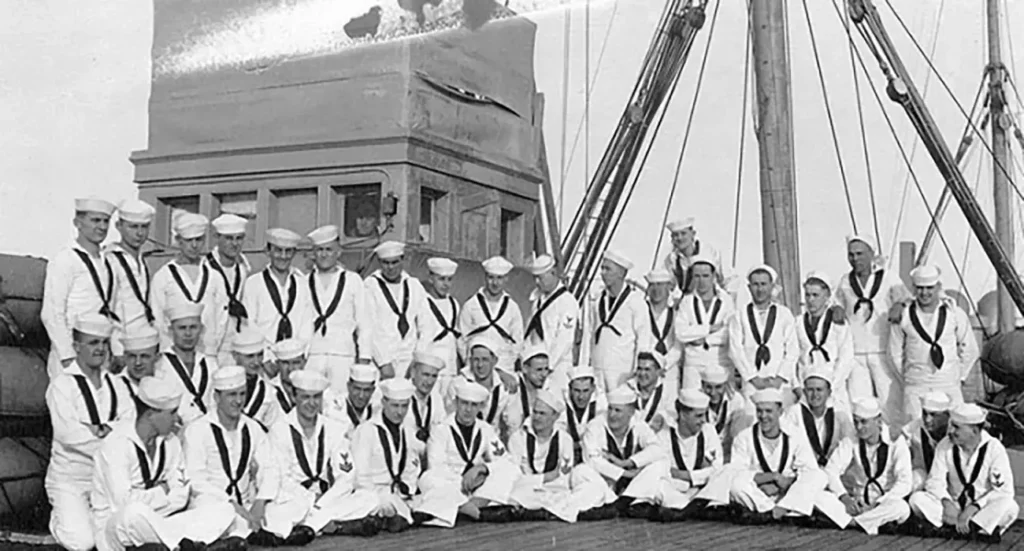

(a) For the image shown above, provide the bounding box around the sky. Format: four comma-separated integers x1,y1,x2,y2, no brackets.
2,0,1023,309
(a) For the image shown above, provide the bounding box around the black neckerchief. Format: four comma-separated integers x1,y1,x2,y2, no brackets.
953,442,990,508
290,423,330,494
72,373,118,426
525,287,570,341
206,252,247,330
526,430,561,475
210,423,251,504
72,249,119,322
168,263,209,304
605,428,635,460
412,394,432,442
276,385,293,413
133,441,166,490
244,377,266,419
467,293,516,344
752,425,789,473
639,384,664,424
849,270,884,319
710,399,729,434
693,295,723,350
120,376,138,401
859,438,890,504
262,269,297,342
111,250,153,323
346,399,370,428
908,303,948,369
800,404,836,467
921,427,937,471
164,353,209,414
747,303,778,370
309,270,346,337
477,382,502,425
648,304,675,355
451,421,482,474
670,428,706,471
595,287,631,343
377,418,410,496
427,295,460,342
375,276,411,338
803,308,834,362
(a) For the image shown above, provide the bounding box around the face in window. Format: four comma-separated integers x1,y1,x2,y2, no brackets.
350,199,379,237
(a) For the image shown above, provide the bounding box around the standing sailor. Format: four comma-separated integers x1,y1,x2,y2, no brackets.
42,197,119,377
365,241,427,380
559,366,607,466
46,315,133,551
115,326,161,406
524,254,579,391
701,365,753,462
662,218,726,293
107,199,156,366
151,213,228,357
908,404,1019,539
589,251,646,392
797,271,855,410
902,391,952,491
233,328,281,431
833,235,911,424
817,398,913,535
782,367,855,468
243,228,311,350
420,257,462,394
325,364,380,439
506,345,554,433
675,256,736,390
91,377,237,551
459,255,524,375
206,214,251,366
890,265,978,423
303,225,370,390
641,269,682,389
406,351,447,461
156,302,217,428
628,352,676,434
728,265,799,402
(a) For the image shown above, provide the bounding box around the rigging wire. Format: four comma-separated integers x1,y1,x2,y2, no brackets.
959,154,988,289
844,0,882,250
801,0,857,232
558,10,572,224
732,6,753,268
585,0,592,194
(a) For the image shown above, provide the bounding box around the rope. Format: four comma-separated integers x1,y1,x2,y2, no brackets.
844,1,881,250
958,154,988,290
801,0,857,232
732,6,753,268
584,0,591,192
557,10,572,223
651,0,724,268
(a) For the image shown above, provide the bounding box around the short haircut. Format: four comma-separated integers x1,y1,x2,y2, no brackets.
637,352,660,369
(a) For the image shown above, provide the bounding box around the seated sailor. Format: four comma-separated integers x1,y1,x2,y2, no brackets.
509,389,613,522
352,378,424,533
558,365,607,466
325,363,380,438
701,365,753,462
506,344,554,434
781,364,854,468
909,403,1019,538
627,352,677,433
157,302,217,429
582,386,665,510
405,350,448,462
451,336,516,440
903,391,951,491
415,379,521,528
816,397,912,535
267,370,377,543
718,388,829,521
92,377,236,551
267,339,307,415
46,315,134,551
115,326,161,406
234,328,281,431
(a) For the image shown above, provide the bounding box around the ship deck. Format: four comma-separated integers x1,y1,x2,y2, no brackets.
4,518,1023,551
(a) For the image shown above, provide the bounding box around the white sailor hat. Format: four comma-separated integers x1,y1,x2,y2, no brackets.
455,379,490,403
802,363,834,386
290,370,329,393
644,269,674,285
426,257,458,277
666,218,696,233
173,213,209,239
468,335,499,356
350,364,379,384
568,365,597,383
137,377,183,410
380,378,416,401
521,343,549,364
74,314,115,338
851,397,882,419
603,250,633,271
677,389,711,410
921,391,952,412
910,264,941,287
701,365,731,385
167,301,203,322
374,241,405,260
747,264,778,282
273,338,305,361
482,256,514,276
412,350,445,371
307,225,339,246
689,255,717,271
75,197,116,216
751,388,784,405
534,389,565,414
120,325,160,351
530,255,556,276
213,365,247,391
607,386,638,407
846,234,876,251
803,270,832,290
266,228,302,249
117,199,155,224
232,328,266,355
211,213,248,235
950,403,987,425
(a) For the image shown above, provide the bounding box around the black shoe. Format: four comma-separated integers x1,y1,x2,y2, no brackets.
411,511,435,526
385,515,412,533
207,536,248,551
625,502,658,520
655,506,688,523
127,545,169,551
246,530,283,547
283,525,315,546
179,538,207,551
577,503,619,521
477,505,516,523
335,517,383,537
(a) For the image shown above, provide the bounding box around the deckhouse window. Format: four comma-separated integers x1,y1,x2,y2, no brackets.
215,192,257,249
160,195,199,242
419,187,448,246
500,208,524,262
269,188,317,238
333,184,381,239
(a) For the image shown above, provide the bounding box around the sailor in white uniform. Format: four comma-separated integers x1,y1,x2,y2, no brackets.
641,269,682,390
675,255,736,390
781,365,855,468
243,228,312,351
303,225,371,391
559,365,607,466
106,199,156,366
91,377,236,551
797,271,855,410
833,234,911,425
890,264,978,424
406,351,448,462
415,380,522,528
451,336,517,440
817,397,913,535
46,315,134,551
506,344,555,434
459,255,524,376
509,389,613,522
324,363,380,439
365,241,427,380
42,197,119,377
627,352,677,434
114,326,161,406
903,391,952,491
204,214,252,366
267,370,377,542
233,328,281,431
267,338,305,416
909,404,1019,538
662,217,727,293
728,264,799,403
701,365,753,462
151,213,229,358
419,257,462,394
524,254,579,392
155,302,218,428
351,378,423,533
589,251,646,392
